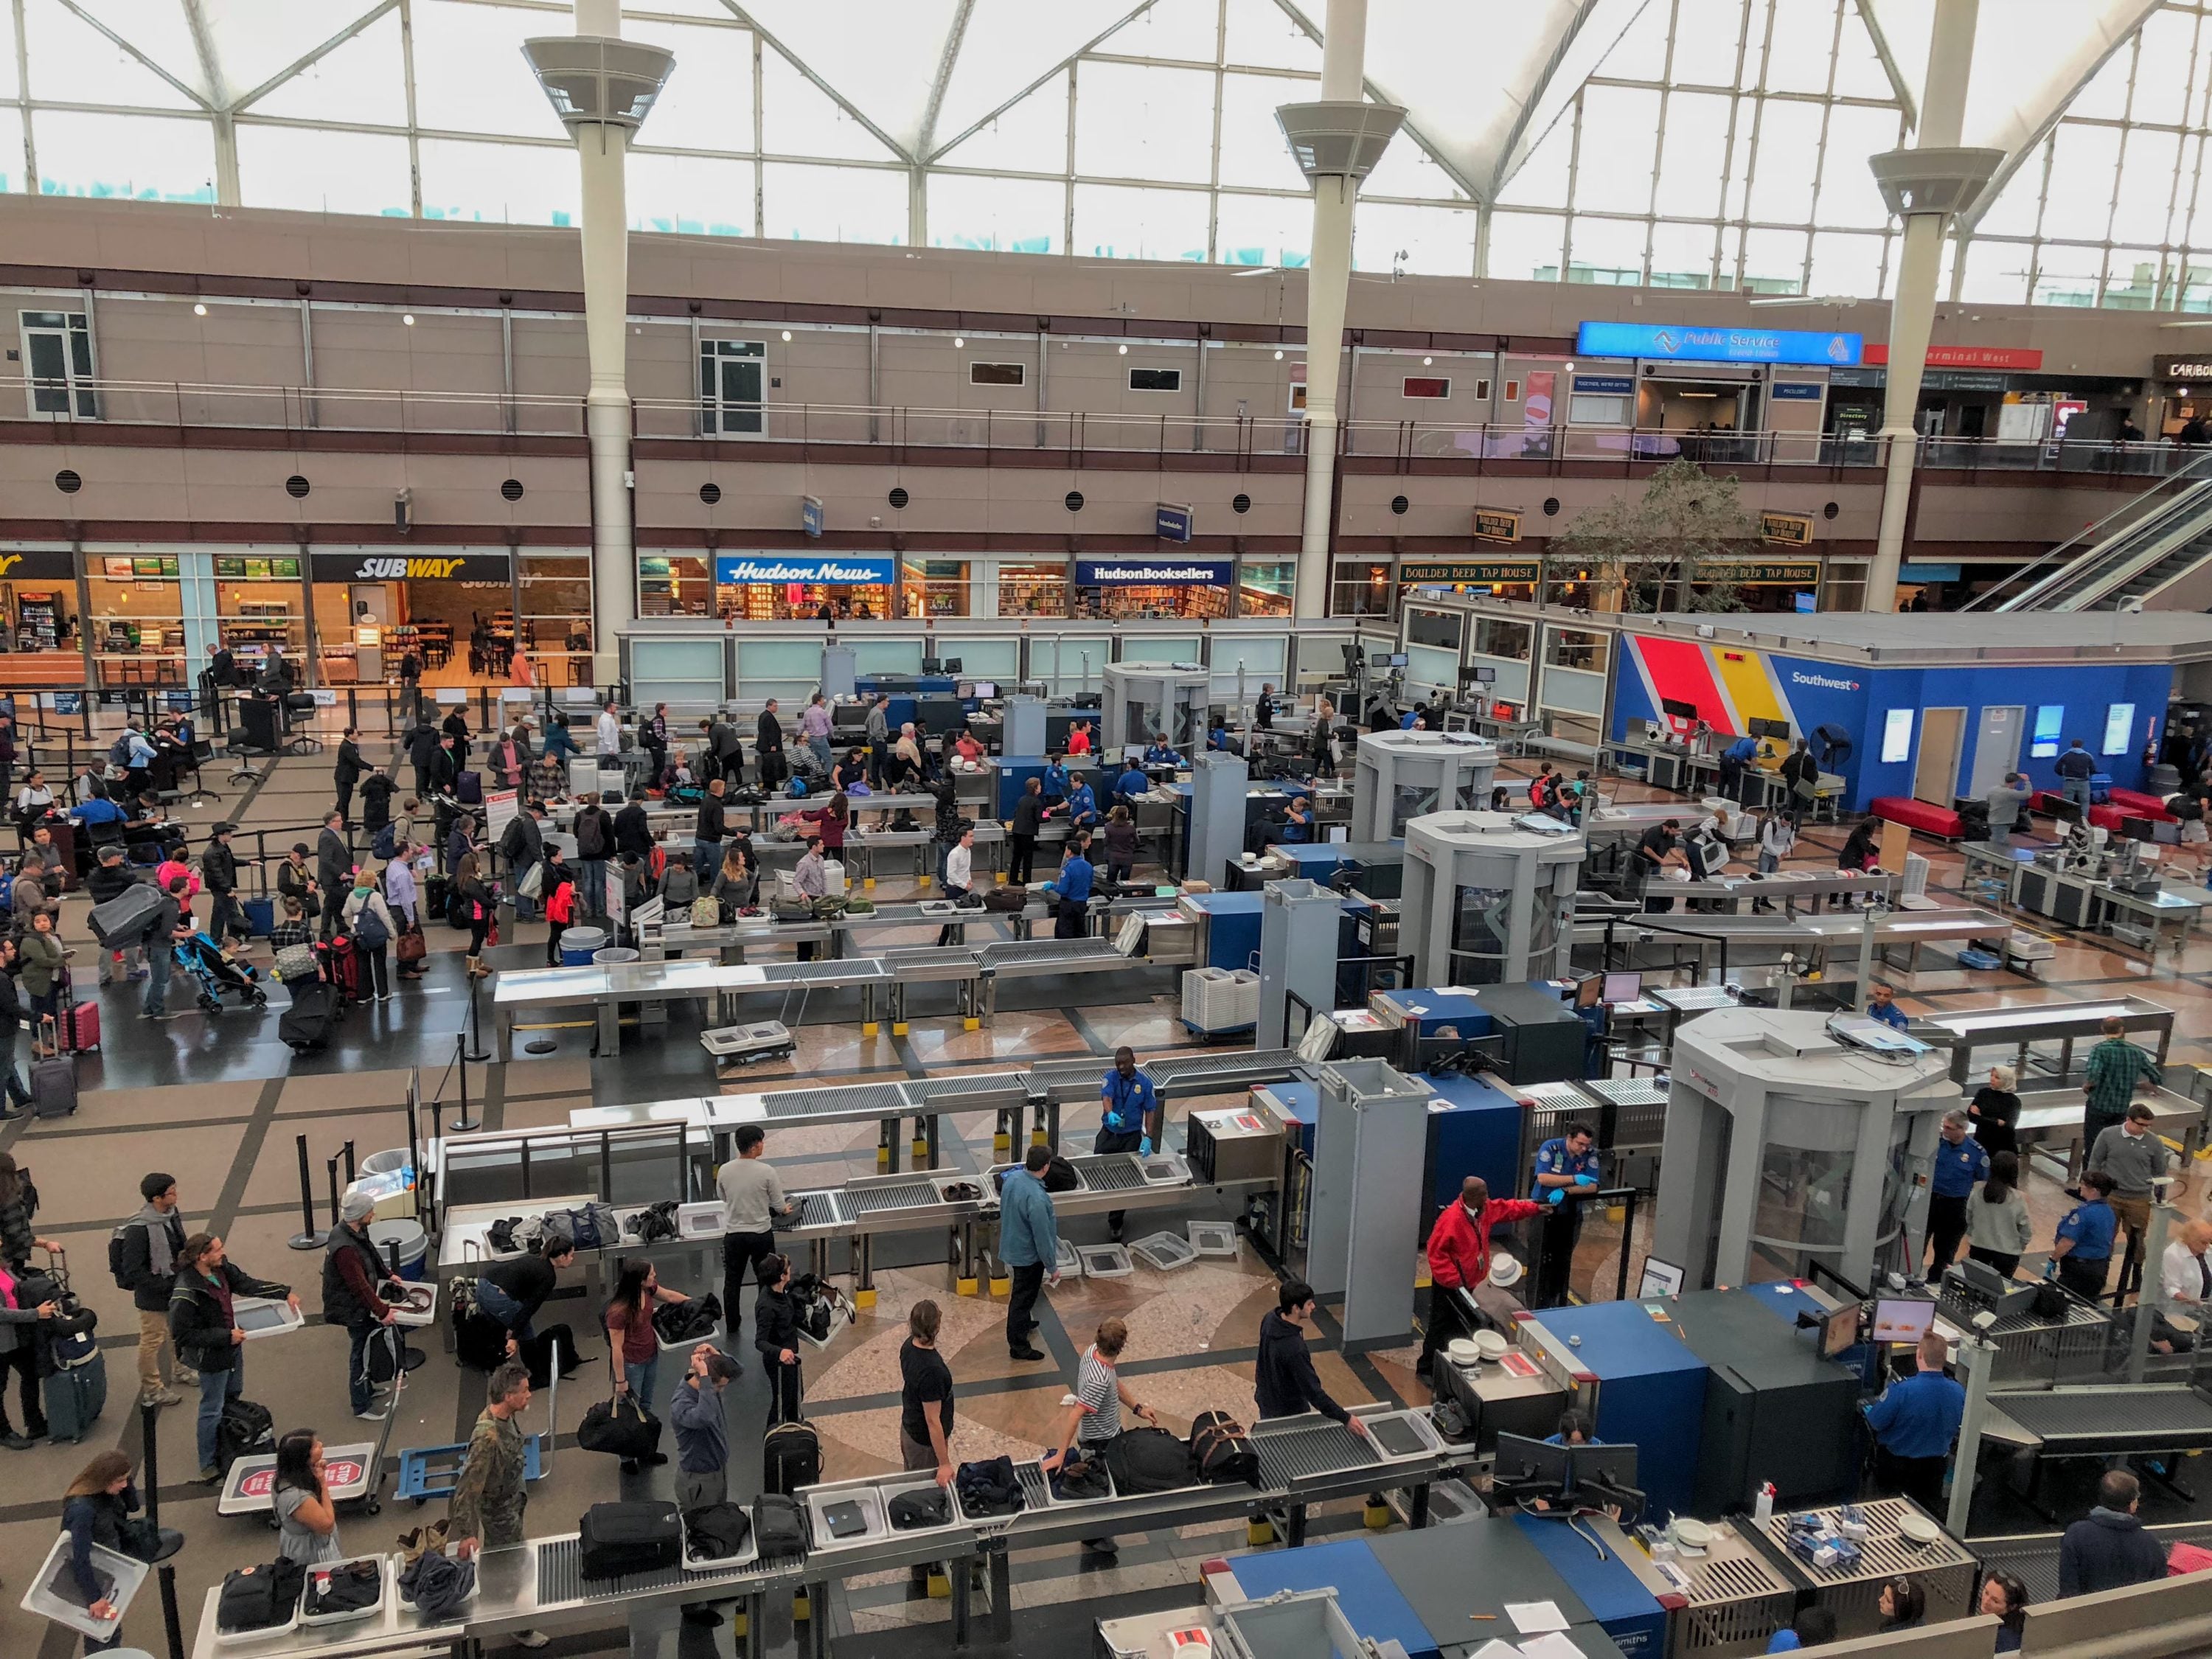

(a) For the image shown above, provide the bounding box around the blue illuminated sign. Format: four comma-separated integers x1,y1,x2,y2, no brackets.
1572,375,1634,395
1155,502,1193,543
1576,321,1863,367
1075,558,1233,587
800,495,824,538
1771,382,1826,400
714,554,897,585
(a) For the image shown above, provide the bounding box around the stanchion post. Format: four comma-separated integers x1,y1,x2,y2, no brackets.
159,1562,186,1659
342,1140,357,1186
325,1156,341,1229
464,971,490,1065
288,1133,326,1249
451,1034,481,1133
141,1396,162,1523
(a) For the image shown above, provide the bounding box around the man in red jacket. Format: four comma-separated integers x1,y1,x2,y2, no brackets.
1418,1177,1543,1378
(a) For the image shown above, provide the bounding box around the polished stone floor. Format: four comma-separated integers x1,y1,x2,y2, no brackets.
3,728,2207,1656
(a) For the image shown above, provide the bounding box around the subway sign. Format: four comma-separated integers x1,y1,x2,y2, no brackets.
310,552,512,582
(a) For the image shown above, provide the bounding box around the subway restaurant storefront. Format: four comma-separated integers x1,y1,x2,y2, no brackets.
310,550,519,686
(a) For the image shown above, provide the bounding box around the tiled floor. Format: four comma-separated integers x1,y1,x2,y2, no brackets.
4,734,2207,1656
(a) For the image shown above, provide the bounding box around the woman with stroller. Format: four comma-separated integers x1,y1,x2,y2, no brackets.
344,869,400,1004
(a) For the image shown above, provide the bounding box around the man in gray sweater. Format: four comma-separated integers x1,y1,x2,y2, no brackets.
716,1124,793,1334
1983,771,2031,848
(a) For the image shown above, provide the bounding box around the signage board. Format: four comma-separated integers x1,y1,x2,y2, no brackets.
1402,560,1540,585
1865,344,2044,370
2157,356,2212,381
800,495,824,539
1073,558,1233,587
1576,321,1862,367
1717,560,1819,583
484,787,519,841
1472,509,1522,545
1758,512,1816,548
1571,375,1634,395
1770,383,1825,400
713,554,897,585
0,550,78,580
1154,502,1194,543
309,552,511,582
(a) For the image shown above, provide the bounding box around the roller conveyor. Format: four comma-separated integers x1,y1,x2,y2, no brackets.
1987,1384,2212,1454
535,1535,777,1605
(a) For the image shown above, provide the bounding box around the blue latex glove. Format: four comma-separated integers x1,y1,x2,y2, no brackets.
1575,1172,1599,1187
1546,1186,1568,1207
1138,1136,1153,1158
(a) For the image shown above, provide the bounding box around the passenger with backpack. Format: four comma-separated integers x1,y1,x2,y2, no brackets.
115,1172,192,1410
0,939,33,1120
343,871,398,1003
168,1232,296,1481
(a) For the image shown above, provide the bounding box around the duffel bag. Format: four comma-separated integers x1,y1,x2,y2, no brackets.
578,1500,681,1579
982,886,1026,911
577,1397,661,1461
1102,1427,1191,1494
1189,1408,1260,1486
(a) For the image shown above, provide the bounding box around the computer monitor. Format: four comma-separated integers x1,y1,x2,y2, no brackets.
1748,717,1792,741
1601,970,1642,1005
1636,1257,1686,1298
1660,696,1701,721
970,681,997,700
1473,666,1498,683
1954,1256,2010,1302
1386,652,1409,667
2048,796,2083,827
942,658,961,674
1571,1441,1639,1497
921,658,943,675
1871,1297,1937,1345
1820,1303,1862,1359
1493,1433,1572,1491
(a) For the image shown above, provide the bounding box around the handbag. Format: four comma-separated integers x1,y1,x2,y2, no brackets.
396,928,428,964
577,1397,663,1461
519,862,545,900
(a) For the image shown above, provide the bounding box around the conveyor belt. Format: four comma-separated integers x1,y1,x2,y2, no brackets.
880,945,988,979
1989,1385,2212,1451
1581,1078,1669,1107
793,1193,842,1229
1150,1048,1304,1085
905,1074,1029,1105
537,1536,773,1604
1253,1420,1376,1484
1068,1155,1144,1193
980,938,1125,969
764,1082,909,1119
1975,1523,2212,1607
844,1178,941,1217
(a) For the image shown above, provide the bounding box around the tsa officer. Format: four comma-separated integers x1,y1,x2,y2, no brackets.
1530,1121,1602,1308
1097,1047,1158,1243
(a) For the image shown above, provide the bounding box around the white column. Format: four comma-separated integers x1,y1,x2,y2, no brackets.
1293,0,1369,620
574,0,636,686
1866,0,1978,615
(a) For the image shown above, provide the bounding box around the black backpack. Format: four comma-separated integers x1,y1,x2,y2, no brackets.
953,1455,1025,1517
108,1220,142,1292
762,1419,821,1495
684,1502,752,1561
651,1293,721,1345
1051,1455,1110,1501
578,1500,681,1580
888,1487,952,1530
1042,1154,1081,1193
218,1397,275,1474
751,1493,806,1559
1104,1427,1191,1494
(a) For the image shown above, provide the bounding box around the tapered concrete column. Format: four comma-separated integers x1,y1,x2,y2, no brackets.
1280,0,1399,619
1865,0,1994,613
526,2,674,685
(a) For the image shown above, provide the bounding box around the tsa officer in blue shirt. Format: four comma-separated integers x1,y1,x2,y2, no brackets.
2051,1170,2119,1301
1867,981,1910,1031
1925,1109,1989,1276
1142,735,1183,768
1097,1046,1159,1241
1043,832,1095,939
1530,1122,1603,1308
1863,1328,1965,1514
1040,754,1071,805
1050,774,1099,832
1114,761,1151,815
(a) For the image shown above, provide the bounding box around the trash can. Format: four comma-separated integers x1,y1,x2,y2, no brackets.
366,1219,429,1281
560,925,608,967
593,947,639,966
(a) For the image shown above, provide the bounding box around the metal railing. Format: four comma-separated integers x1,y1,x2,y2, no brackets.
1961,448,2212,611
6,374,2201,478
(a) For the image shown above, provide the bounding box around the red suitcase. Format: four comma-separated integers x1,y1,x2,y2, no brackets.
321,936,362,1004
49,966,99,1054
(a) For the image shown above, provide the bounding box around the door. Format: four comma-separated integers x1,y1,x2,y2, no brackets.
700,339,764,436
1966,705,2023,798
19,310,97,419
1914,707,1966,806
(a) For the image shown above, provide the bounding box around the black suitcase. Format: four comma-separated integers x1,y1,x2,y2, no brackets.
578,1500,681,1579
29,1054,76,1119
278,982,336,1053
762,1418,820,1495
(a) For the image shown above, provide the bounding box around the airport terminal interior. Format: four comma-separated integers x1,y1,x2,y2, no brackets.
29,2,2212,1658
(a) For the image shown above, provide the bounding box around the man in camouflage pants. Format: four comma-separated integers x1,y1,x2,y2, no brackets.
451,1362,547,1649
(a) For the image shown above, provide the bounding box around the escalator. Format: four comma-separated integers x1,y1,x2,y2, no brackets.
1971,453,2212,612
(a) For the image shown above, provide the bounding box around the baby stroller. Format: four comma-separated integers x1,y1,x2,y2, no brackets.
172,931,268,1014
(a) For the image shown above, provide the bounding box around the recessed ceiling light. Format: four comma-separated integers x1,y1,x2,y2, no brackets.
403,313,415,326
1422,355,1432,365
192,302,206,316
1273,349,1284,360
954,335,965,347
1119,344,1128,355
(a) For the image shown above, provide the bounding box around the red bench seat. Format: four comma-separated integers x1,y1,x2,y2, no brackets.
1870,796,1964,838
2028,789,2172,834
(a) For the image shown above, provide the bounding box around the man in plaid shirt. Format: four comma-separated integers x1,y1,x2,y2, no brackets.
2083,1015,2163,1150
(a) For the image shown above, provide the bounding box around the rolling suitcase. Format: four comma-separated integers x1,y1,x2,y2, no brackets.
242,897,274,938
29,1048,77,1119
44,1346,106,1443
322,936,362,1003
279,982,336,1053
761,1419,820,1495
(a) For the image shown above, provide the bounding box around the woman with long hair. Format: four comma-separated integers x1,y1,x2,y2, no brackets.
63,1447,176,1649
0,1151,56,1272
270,1429,344,1564
1982,1571,2029,1652
753,1253,802,1425
167,1232,296,1482
0,1242,57,1447
1966,1151,2032,1279
1969,1063,2022,1158
804,792,849,855
603,1258,689,1464
713,841,757,914
453,850,494,978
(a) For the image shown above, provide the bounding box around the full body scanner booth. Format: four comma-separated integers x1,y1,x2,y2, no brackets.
1350,728,1500,842
1657,1006,1955,1291
1103,663,1210,754
1399,811,1582,987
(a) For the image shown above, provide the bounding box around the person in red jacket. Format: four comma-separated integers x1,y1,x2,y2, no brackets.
1417,1176,1543,1378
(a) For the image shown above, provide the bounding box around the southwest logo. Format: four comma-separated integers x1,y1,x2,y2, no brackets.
354,557,466,579
1790,669,1860,692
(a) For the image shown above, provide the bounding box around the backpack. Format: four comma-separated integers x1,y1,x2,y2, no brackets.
108,1219,144,1292
626,1200,681,1245
1042,1154,1080,1193
684,1502,753,1561
372,822,398,860
888,1488,952,1530
107,733,133,771
1103,1427,1191,1494
689,896,720,929
352,903,389,950
1051,1454,1110,1501
751,1493,806,1559
1189,1410,1260,1486
953,1455,1026,1517
218,1397,276,1474
650,1292,720,1344
762,1419,821,1496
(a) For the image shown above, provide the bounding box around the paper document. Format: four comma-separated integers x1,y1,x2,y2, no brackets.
1470,1643,1520,1659
1506,1603,1571,1635
1517,1633,1587,1659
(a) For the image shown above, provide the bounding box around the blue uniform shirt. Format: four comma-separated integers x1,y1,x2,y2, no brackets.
1143,744,1181,766
1064,782,1098,824
1726,735,1759,763
1399,710,1419,730
1100,1069,1157,1135
1864,1367,1966,1459
1116,766,1150,801
1533,1136,1603,1194
1050,852,1094,904
1930,1134,1990,1199
1279,813,1311,844
1208,727,1228,751
1042,762,1069,801
1867,999,1910,1031
2057,1197,2118,1261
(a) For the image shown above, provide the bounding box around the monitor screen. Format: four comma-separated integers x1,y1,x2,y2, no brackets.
1602,970,1642,1004
1748,717,1792,740
1386,652,1409,667
1821,1304,1862,1359
1659,696,1700,721
1871,1297,1936,1344
1636,1257,1685,1298
1493,1433,1572,1489
2048,796,2083,827
1572,1442,1638,1496
970,681,997,700
1472,666,1498,683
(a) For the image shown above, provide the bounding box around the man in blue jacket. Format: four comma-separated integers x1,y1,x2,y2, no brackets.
1863,1329,1964,1514
1043,836,1095,939
1113,760,1151,816
1098,1047,1158,1242
2056,738,2098,813
1142,734,1183,768
998,1146,1060,1362
1719,732,1760,800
